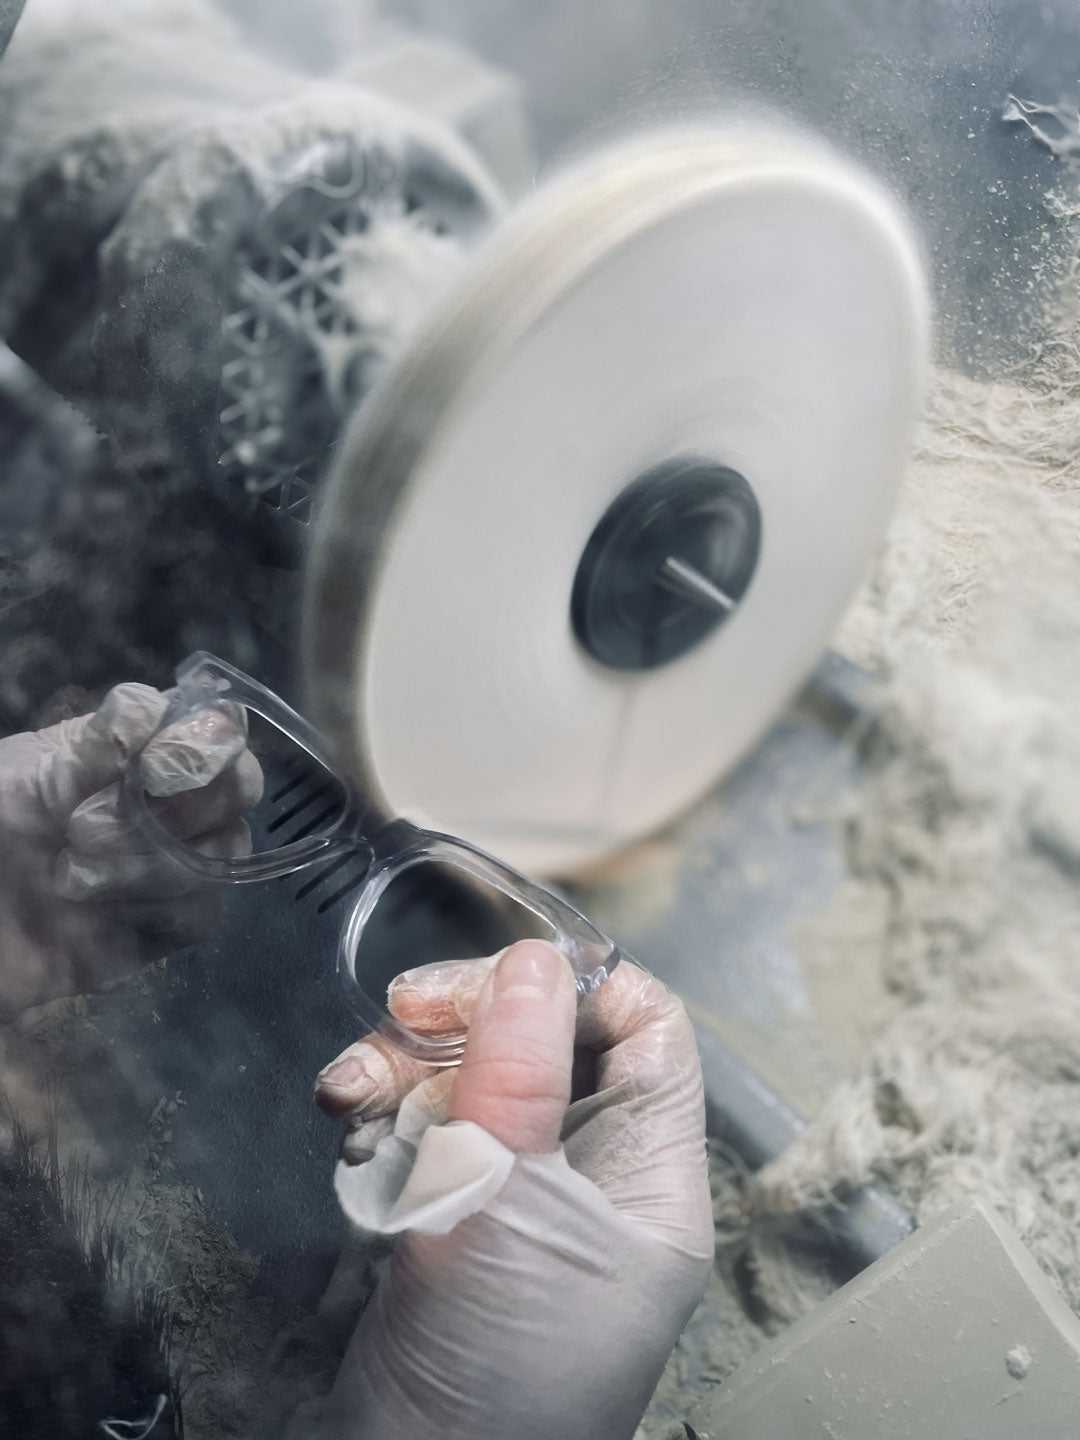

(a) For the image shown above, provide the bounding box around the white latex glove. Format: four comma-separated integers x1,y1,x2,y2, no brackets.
313,940,713,1440
0,682,262,1019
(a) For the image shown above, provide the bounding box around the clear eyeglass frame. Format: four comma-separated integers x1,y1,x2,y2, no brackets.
122,652,622,1065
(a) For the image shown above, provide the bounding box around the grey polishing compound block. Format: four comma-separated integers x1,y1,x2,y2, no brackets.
693,1202,1080,1440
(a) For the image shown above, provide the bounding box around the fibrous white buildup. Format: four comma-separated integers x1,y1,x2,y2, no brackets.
752,361,1080,1310
639,222,1080,1434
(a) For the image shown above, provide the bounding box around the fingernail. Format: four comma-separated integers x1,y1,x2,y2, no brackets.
387,972,433,1008
389,958,473,1001
317,1056,374,1096
494,940,570,998
387,964,460,1023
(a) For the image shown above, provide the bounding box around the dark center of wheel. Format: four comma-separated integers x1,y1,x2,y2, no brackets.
570,457,761,671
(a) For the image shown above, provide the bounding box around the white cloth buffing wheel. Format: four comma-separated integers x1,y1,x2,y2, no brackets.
303,125,928,877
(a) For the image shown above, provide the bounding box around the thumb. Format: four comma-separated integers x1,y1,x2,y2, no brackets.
449,939,576,1154
139,702,249,797
36,684,169,824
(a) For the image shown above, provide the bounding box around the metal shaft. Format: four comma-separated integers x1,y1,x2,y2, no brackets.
659,554,736,613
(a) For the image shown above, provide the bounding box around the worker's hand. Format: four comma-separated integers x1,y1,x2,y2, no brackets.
0,683,262,1020
314,941,713,1440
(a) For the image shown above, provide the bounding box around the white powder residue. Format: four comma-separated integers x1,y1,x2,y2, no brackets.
755,360,1080,1310
641,249,1080,1433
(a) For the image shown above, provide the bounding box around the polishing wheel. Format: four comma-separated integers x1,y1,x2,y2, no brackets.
304,125,928,877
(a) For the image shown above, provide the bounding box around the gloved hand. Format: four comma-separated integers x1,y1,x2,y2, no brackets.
0,682,262,1020
313,940,713,1440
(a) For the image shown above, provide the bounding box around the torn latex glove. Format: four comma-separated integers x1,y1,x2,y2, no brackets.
314,941,713,1440
0,682,262,1019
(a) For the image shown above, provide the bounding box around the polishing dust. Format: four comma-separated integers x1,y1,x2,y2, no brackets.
636,346,1080,1432
761,361,1080,1274
0,12,1077,1428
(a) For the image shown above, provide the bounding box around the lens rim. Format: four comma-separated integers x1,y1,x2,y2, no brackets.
123,652,365,882
339,832,622,1064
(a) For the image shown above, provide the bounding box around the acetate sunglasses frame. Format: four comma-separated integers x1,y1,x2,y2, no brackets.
122,652,622,1063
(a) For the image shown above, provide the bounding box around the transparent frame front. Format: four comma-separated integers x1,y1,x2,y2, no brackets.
123,652,621,1063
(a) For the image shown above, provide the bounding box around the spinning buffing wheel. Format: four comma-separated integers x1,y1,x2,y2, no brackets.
304,126,928,877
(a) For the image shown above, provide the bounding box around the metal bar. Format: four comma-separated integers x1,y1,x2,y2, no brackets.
659,554,737,613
